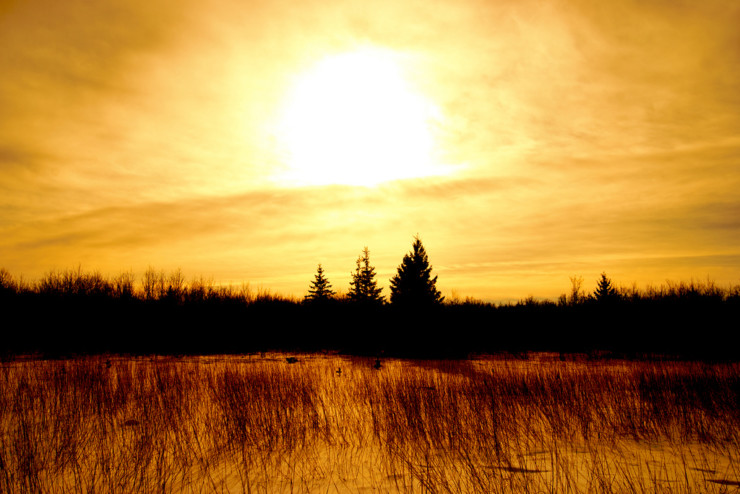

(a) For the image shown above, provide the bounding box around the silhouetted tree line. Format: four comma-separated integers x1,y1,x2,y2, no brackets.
1,240,739,358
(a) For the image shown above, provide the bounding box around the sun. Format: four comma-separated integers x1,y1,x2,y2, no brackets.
275,47,447,186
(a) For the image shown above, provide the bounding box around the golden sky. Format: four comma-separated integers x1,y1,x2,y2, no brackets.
1,0,739,301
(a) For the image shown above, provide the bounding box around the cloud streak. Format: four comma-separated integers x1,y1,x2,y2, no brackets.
1,0,739,300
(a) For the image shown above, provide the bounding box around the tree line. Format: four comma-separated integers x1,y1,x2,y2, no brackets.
2,235,736,308
1,236,739,358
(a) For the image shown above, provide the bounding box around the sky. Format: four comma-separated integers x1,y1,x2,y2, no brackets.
1,0,739,302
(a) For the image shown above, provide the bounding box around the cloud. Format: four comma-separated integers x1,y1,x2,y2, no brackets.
1,0,739,301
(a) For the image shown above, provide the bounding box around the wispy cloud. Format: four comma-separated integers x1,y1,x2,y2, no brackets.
1,0,738,300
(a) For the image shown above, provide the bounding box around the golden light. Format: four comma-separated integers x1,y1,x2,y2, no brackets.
275,47,447,186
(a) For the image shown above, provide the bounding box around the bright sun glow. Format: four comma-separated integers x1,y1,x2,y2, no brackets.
276,48,447,186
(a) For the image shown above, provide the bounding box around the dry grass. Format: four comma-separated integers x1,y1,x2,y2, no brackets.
1,354,739,493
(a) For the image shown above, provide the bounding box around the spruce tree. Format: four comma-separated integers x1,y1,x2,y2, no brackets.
348,247,384,304
390,236,443,306
594,272,618,303
305,264,335,302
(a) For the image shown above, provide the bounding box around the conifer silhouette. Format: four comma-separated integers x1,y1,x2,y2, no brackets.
594,272,618,303
305,264,335,302
390,236,443,306
348,247,384,304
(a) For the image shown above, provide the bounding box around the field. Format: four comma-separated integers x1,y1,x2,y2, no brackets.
2,353,740,493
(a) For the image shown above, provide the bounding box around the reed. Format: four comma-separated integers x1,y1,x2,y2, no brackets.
1,354,739,493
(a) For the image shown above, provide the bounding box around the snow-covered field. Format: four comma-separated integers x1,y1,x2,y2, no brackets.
2,353,739,493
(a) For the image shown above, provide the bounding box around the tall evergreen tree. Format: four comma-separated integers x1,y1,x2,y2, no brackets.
390,236,443,306
348,247,384,304
305,264,335,302
594,272,618,302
